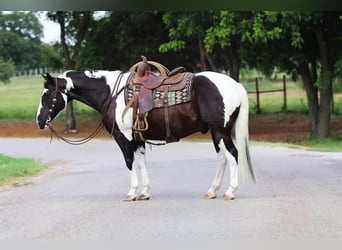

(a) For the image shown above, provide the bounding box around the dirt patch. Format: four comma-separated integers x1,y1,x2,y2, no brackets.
0,114,341,142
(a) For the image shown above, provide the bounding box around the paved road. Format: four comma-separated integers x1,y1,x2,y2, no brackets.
0,138,341,239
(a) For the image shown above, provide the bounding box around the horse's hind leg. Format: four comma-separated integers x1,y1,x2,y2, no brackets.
204,139,227,199
205,127,238,200
220,140,238,200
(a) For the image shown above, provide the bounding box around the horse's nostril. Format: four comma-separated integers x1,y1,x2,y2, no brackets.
37,121,45,129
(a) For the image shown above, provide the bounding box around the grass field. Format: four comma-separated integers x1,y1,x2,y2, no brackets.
0,154,47,189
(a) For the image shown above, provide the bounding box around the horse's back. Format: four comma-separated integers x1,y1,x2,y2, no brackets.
194,71,244,124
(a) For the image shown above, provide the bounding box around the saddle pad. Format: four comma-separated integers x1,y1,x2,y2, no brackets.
125,72,193,108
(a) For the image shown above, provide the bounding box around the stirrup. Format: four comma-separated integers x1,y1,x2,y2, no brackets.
133,114,149,132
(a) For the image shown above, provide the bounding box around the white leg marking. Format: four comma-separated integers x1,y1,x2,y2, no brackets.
36,88,49,123
134,146,150,200
205,148,227,199
125,167,139,201
219,141,238,200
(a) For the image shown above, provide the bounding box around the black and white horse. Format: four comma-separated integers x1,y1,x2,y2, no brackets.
36,69,255,201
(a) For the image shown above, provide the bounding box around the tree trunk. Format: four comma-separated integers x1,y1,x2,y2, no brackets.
57,11,77,132
65,101,76,133
204,51,217,72
317,71,333,138
198,40,208,71
297,62,319,137
226,37,241,82
314,24,333,138
56,11,92,133
57,12,73,70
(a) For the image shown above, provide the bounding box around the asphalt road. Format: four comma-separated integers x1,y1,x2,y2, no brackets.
0,138,341,239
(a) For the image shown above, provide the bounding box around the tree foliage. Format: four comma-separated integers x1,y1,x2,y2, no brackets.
77,11,181,71
0,11,42,71
0,57,15,83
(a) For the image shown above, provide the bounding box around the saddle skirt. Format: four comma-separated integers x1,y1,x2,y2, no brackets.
124,71,193,109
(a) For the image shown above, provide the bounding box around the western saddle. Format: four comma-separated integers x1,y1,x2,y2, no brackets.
124,56,191,143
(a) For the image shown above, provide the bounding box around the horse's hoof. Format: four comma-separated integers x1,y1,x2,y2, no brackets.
222,193,235,200
138,194,150,201
203,193,216,199
123,195,137,202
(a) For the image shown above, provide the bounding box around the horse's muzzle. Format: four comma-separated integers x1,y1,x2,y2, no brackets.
37,117,50,129
37,121,46,129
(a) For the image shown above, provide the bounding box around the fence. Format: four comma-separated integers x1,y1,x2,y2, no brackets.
247,75,287,114
15,67,63,77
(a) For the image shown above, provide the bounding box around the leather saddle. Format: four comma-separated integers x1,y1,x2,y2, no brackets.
131,57,187,116
124,56,191,143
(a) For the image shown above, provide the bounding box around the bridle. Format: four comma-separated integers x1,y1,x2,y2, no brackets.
46,72,125,145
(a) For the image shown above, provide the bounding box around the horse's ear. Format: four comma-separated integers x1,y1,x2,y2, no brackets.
41,73,53,81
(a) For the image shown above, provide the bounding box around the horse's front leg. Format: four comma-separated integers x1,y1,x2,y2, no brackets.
113,131,141,201
133,143,150,200
125,167,139,201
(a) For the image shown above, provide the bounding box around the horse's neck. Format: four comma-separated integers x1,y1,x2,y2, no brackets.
69,80,110,112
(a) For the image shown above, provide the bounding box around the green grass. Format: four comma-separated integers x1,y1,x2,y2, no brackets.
251,137,342,152
0,154,47,188
0,75,42,120
242,79,311,114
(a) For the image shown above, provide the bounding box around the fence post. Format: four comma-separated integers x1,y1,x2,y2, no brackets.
255,77,260,114
282,75,287,110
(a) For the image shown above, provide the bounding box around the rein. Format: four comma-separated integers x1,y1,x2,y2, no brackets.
47,72,125,145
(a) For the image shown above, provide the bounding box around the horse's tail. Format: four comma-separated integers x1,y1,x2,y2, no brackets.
235,83,256,183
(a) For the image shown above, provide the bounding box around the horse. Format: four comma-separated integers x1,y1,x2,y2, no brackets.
36,64,256,201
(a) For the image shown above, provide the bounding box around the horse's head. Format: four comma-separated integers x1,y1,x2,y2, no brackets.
36,73,67,129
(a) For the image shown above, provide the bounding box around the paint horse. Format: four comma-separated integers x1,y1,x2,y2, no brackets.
36,60,255,201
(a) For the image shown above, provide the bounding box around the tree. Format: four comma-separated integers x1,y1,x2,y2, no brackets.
46,11,94,132
0,11,42,72
0,57,15,83
77,11,180,70
159,11,217,73
253,11,342,138
160,11,279,82
40,43,65,70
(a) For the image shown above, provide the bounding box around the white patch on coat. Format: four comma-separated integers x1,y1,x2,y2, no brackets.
58,71,74,91
61,92,68,106
84,70,134,141
84,70,108,79
195,71,241,126
36,88,49,122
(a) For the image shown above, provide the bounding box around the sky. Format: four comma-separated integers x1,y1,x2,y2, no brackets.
38,11,106,44
2,11,61,43
39,15,60,43
3,11,106,44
